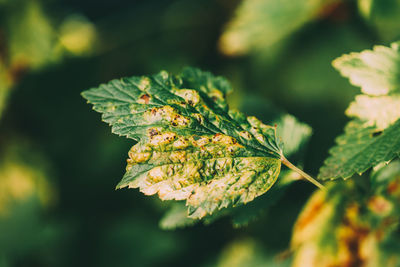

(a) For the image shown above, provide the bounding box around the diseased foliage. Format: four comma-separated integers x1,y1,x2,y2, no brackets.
319,42,400,180
82,67,314,219
160,108,312,229
292,161,400,267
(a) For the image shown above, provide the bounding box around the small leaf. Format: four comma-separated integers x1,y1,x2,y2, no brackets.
82,67,287,219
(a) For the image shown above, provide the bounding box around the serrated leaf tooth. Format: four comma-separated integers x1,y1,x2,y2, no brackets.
232,195,242,206
187,205,201,218
219,198,231,210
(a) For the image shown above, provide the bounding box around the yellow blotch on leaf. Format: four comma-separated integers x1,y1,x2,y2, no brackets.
346,95,400,130
175,89,201,106
149,132,176,146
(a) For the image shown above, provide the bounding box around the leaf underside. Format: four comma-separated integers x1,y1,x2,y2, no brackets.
82,67,284,219
319,42,400,180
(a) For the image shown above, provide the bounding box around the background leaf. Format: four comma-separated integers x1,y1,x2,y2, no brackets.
292,165,400,267
219,0,332,57
319,42,400,180
358,0,400,41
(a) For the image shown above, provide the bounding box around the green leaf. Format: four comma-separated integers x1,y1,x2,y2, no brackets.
358,0,400,41
319,119,400,180
82,67,287,219
7,0,59,69
320,42,400,180
218,0,329,56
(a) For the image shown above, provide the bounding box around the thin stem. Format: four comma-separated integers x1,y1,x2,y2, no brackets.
281,155,325,190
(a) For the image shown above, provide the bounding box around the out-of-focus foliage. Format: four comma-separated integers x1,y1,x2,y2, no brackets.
0,146,53,216
0,140,66,266
159,202,197,230
292,162,400,267
6,1,59,69
208,238,291,267
219,0,335,57
358,0,400,41
59,15,97,55
0,0,97,119
320,42,400,180
0,0,58,118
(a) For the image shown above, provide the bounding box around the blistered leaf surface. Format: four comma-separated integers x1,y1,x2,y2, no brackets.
82,67,284,218
159,103,312,227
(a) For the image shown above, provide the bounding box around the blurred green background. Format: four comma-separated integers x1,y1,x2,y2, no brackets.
0,0,399,266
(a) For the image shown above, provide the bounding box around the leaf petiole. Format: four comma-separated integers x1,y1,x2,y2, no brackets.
281,155,325,189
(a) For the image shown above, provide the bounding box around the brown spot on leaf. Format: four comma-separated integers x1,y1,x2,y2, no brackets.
139,94,151,104
148,128,160,137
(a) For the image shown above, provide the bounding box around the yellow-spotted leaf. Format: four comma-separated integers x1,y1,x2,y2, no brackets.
82,67,321,219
